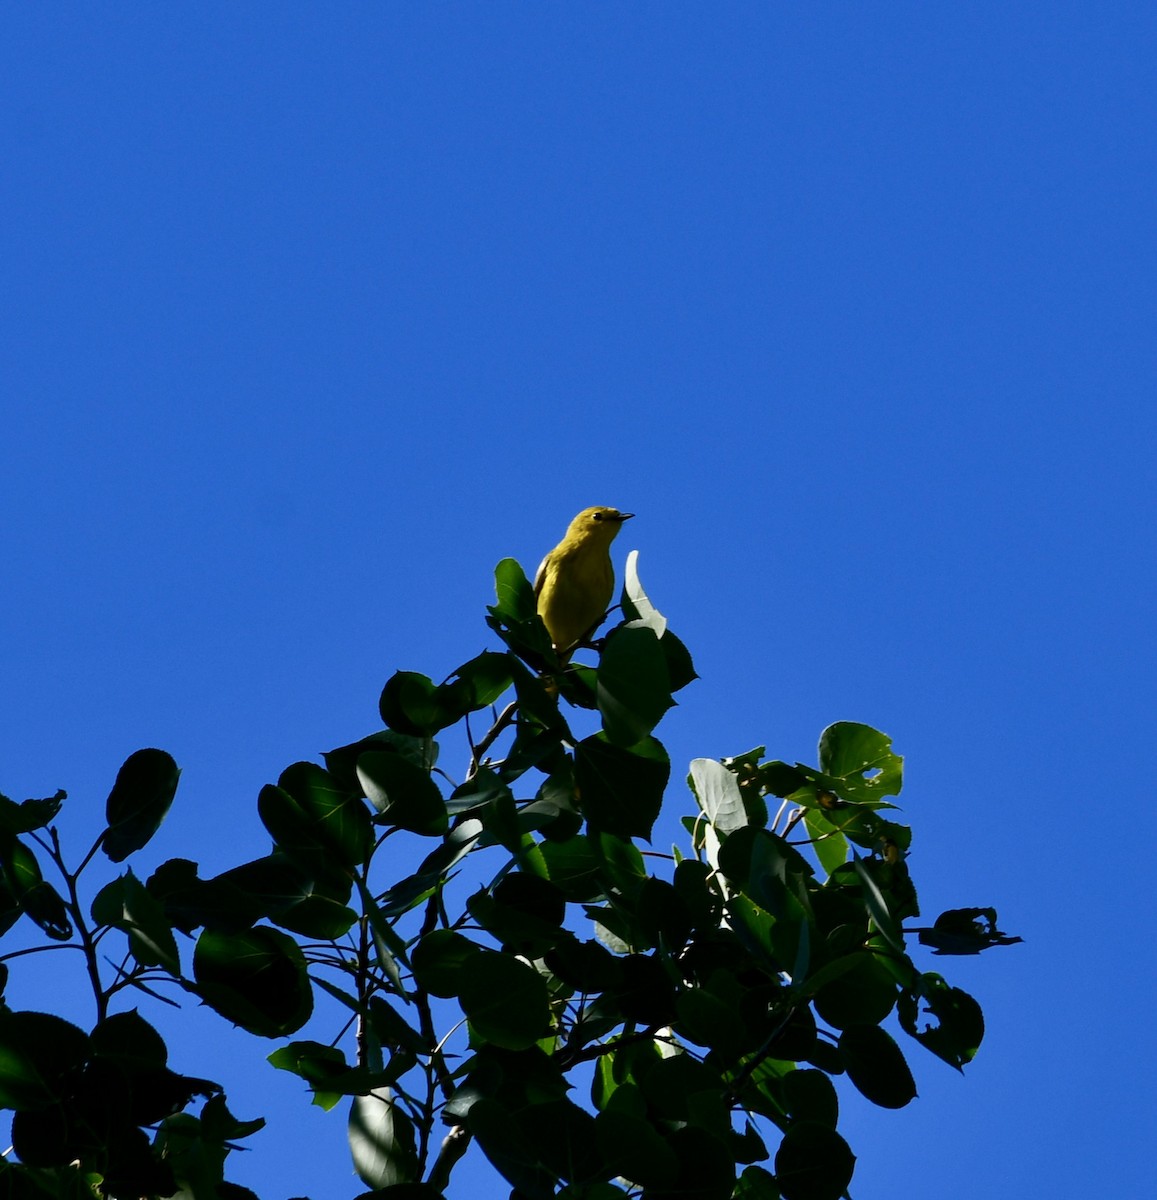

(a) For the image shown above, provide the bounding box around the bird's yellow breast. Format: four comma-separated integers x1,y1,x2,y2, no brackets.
534,506,632,652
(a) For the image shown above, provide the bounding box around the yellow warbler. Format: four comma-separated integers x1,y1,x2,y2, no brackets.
534,507,634,652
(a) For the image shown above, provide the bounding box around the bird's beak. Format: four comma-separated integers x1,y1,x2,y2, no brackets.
617,512,635,521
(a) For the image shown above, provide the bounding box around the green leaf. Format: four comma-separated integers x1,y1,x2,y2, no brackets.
838,1024,917,1108
851,854,904,952
801,810,848,878
487,559,557,669
674,986,747,1058
90,1010,168,1071
811,952,897,1029
518,1098,604,1185
816,722,902,804
492,557,538,623
193,926,313,1037
0,793,64,835
898,973,985,1070
459,950,551,1050
0,886,23,944
355,879,408,994
411,930,483,998
468,874,567,957
0,836,42,896
660,1125,737,1199
717,826,813,925
544,935,623,993
379,671,451,737
416,818,484,876
689,759,748,835
446,768,509,816
274,893,359,940
257,781,357,890
638,1053,726,1127
354,1186,446,1200
146,858,261,935
441,651,514,714
357,752,448,837
375,871,439,918
918,907,1022,955
0,1012,89,1110
103,748,180,863
277,762,373,869
594,831,648,900
636,877,692,952
596,625,672,746
213,853,328,923
16,887,71,943
528,836,605,902
0,837,72,941
782,1069,838,1128
120,869,181,973
735,1164,781,1200
350,1090,420,1189
378,655,513,740
269,1042,393,1110
368,997,430,1057
200,1094,264,1142
773,1121,855,1200
619,550,667,636
326,730,438,788
594,1109,679,1189
756,762,811,798
619,551,697,692
467,1097,556,1200
575,733,670,841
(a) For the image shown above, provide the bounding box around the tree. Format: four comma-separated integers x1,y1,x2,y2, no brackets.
0,553,1018,1199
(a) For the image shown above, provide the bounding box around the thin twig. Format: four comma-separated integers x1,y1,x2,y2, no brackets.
465,701,519,780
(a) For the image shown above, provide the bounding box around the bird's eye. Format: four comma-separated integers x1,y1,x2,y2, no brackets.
591,512,603,521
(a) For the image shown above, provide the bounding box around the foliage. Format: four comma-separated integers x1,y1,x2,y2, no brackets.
0,552,1018,1199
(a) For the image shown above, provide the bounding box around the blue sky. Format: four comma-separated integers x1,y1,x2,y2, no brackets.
2,4,1154,1197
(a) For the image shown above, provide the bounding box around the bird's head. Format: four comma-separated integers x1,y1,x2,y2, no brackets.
567,506,634,543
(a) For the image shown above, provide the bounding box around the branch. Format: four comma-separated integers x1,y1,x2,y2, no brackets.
466,701,519,780
427,1123,471,1193
45,828,108,1023
554,1025,662,1071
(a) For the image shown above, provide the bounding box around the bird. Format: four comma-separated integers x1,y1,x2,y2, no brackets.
534,506,634,653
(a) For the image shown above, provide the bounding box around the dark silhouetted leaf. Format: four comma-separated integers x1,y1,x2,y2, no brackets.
0,793,64,836
0,1012,89,1110
594,1109,679,1189
411,930,483,999
782,1069,838,1128
277,762,373,869
103,749,180,863
734,1164,781,1200
774,1121,855,1200
467,1097,556,1200
918,907,1023,955
597,624,672,746
379,672,451,737
838,1024,917,1108
459,951,551,1050
811,952,897,1029
193,926,312,1037
529,835,605,902
575,733,669,841
357,752,447,837
898,973,985,1070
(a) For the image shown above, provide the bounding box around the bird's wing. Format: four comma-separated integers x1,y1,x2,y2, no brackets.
533,553,550,596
